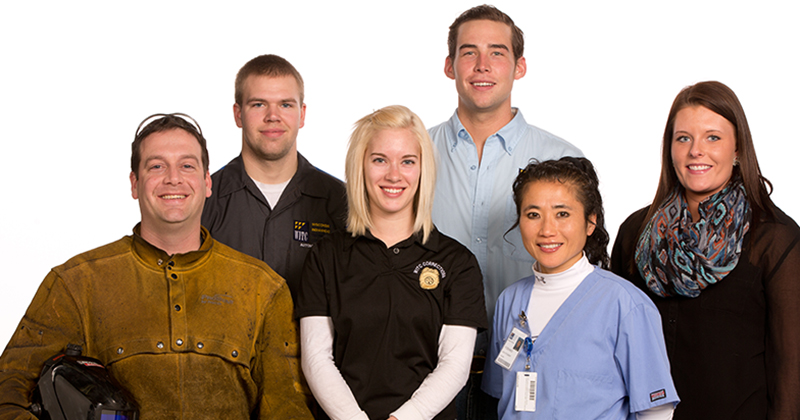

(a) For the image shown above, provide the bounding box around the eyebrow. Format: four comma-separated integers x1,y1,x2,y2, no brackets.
458,43,509,51
523,203,571,211
247,97,298,104
144,155,200,165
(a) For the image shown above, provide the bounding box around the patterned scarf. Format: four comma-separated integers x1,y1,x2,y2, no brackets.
635,179,751,298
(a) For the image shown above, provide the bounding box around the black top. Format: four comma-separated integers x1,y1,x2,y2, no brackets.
611,206,800,419
298,228,488,420
202,153,347,301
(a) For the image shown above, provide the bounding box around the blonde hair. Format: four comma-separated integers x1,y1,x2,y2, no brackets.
345,105,436,243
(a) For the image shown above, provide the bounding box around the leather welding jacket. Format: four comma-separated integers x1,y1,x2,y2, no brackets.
202,153,347,303
0,225,312,419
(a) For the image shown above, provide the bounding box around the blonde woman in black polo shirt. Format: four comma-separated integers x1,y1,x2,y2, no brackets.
297,105,488,420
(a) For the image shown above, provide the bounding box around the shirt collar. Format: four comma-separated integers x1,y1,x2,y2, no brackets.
342,227,441,252
131,223,213,268
447,108,527,156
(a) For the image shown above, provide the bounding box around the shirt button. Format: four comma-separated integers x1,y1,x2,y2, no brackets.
157,259,163,266
470,165,477,170
176,339,184,346
393,248,400,255
117,347,124,354
171,273,178,280
476,238,482,243
157,342,164,349
197,342,204,349
168,261,175,267
174,305,181,312
231,350,239,358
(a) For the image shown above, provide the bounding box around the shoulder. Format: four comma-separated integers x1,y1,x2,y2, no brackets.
54,236,135,274
524,124,579,152
427,111,458,144
207,155,247,200
618,206,651,237
208,238,285,289
296,154,346,196
751,206,800,243
588,268,657,311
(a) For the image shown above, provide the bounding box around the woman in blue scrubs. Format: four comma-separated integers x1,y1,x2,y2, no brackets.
482,157,678,419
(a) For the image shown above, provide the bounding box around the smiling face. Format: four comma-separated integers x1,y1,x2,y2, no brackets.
130,128,212,234
234,74,306,162
519,180,596,274
364,128,421,223
444,19,526,116
671,105,738,206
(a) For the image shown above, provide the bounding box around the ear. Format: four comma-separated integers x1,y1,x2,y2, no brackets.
205,171,213,198
233,103,243,128
299,103,307,129
586,213,597,236
130,172,139,200
514,56,527,80
444,56,456,80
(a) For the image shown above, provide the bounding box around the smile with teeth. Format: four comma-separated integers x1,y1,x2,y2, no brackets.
382,187,404,194
688,164,712,170
161,194,187,199
472,82,494,87
539,243,562,251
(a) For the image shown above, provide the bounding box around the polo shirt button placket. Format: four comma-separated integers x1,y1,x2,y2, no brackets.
393,248,400,255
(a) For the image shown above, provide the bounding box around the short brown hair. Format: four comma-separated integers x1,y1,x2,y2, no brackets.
448,5,524,61
131,113,209,176
234,54,304,106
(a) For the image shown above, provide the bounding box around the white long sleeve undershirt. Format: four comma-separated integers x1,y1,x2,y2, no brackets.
300,316,476,420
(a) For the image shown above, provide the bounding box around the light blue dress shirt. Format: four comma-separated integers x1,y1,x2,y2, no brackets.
429,109,583,320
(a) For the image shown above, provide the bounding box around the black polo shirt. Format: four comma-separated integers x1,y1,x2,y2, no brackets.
298,228,487,420
202,153,347,302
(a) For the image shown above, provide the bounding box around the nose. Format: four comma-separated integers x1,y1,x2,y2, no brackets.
264,105,281,122
474,53,489,73
165,165,183,184
688,139,704,158
385,163,401,182
539,215,556,237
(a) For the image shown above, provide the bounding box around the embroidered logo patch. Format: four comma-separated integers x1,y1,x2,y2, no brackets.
413,261,446,290
294,220,332,246
201,294,234,305
419,267,440,290
294,221,309,242
649,389,666,402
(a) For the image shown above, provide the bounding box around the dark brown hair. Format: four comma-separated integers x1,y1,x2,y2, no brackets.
235,54,304,106
447,5,524,61
639,81,775,236
131,113,209,176
509,157,610,269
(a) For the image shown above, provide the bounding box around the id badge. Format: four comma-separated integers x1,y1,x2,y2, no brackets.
494,327,526,370
515,371,537,412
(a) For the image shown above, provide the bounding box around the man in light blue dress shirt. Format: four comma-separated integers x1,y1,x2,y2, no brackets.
429,6,583,418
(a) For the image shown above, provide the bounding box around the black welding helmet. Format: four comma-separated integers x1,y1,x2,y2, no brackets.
30,344,139,420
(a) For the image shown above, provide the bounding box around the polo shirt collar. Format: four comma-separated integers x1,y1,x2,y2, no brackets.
447,108,527,156
342,227,442,252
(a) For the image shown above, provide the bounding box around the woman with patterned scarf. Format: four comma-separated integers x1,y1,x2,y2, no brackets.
611,81,800,419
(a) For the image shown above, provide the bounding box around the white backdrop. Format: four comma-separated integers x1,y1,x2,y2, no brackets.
2,0,798,348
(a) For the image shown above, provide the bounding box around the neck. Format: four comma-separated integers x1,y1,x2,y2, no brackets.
369,212,415,248
457,105,515,162
242,149,298,184
139,222,202,255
